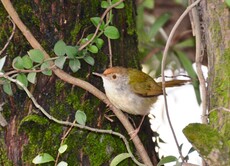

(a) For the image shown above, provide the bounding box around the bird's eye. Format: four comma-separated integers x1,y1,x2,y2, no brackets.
112,74,117,79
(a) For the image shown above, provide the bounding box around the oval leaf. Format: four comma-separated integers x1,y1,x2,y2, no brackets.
13,56,24,69
28,49,44,63
84,55,94,66
0,56,6,71
32,153,55,164
58,144,68,154
112,0,125,9
27,72,36,84
95,38,104,49
3,82,13,96
55,56,66,69
69,59,80,73
75,110,86,125
157,156,177,166
16,73,28,87
87,45,98,54
90,17,105,30
104,26,119,39
110,153,131,166
54,40,67,56
101,1,109,8
57,161,68,166
41,62,52,76
22,55,33,69
65,46,78,58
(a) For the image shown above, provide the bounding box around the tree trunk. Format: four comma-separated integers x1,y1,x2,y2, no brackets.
0,0,157,165
183,1,230,165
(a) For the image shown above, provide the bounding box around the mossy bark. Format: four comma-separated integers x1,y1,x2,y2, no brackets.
0,1,157,165
183,1,230,165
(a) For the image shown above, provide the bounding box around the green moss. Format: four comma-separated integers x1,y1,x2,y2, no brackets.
55,80,66,96
70,23,82,43
21,119,62,165
125,0,136,35
183,123,223,156
0,136,13,166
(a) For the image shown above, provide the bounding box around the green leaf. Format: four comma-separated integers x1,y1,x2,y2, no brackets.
28,49,44,63
55,56,66,69
58,144,68,154
27,72,36,84
57,161,68,166
188,147,195,154
69,59,80,72
174,50,201,104
90,17,105,30
157,156,177,166
225,0,230,7
13,56,24,69
104,26,120,39
112,0,125,9
16,73,28,87
101,1,109,8
3,82,13,96
84,55,95,66
54,40,67,56
110,153,131,166
87,45,98,54
0,56,6,71
86,34,94,41
65,46,78,58
174,38,195,49
95,38,104,49
41,62,52,76
143,0,154,9
75,110,86,125
32,153,55,164
22,55,33,69
149,13,170,38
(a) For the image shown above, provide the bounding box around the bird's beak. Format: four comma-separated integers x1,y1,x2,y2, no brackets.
92,72,104,78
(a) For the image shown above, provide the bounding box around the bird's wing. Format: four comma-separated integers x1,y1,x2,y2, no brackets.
128,69,163,97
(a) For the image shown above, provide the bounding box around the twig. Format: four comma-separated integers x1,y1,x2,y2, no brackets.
189,0,207,124
161,0,201,162
0,72,144,166
0,16,16,55
78,0,124,51
55,120,76,166
5,64,56,76
106,2,113,67
1,1,153,165
208,107,230,115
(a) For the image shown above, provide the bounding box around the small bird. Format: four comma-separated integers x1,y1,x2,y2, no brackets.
93,66,189,137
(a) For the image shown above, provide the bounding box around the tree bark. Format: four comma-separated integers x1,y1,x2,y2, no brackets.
183,1,230,165
0,0,157,165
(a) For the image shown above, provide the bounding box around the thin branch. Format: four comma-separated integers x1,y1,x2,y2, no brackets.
55,120,76,166
78,0,124,51
1,1,153,165
208,107,230,115
0,72,145,166
189,0,207,124
161,0,201,162
5,64,56,76
0,16,15,55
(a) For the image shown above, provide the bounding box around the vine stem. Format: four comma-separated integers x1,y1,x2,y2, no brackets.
161,0,201,162
0,72,145,166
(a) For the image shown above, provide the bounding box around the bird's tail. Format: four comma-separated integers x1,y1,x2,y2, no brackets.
158,79,190,88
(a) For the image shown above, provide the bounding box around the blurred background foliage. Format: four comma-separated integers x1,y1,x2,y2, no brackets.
136,0,201,104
